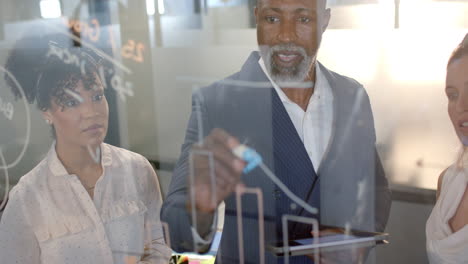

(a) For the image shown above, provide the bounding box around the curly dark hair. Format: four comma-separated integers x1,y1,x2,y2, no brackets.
448,33,468,67
4,31,104,112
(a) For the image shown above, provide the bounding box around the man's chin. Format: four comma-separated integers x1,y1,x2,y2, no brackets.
271,61,311,82
271,71,306,84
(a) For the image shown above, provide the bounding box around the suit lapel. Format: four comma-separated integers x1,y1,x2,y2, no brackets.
315,62,339,174
229,51,320,217
271,87,316,180
271,88,319,211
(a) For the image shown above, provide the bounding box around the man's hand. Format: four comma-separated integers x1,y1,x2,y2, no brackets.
189,128,246,213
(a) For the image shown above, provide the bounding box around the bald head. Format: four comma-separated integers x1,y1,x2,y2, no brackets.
256,0,328,11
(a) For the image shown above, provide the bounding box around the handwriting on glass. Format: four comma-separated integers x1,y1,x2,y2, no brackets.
121,40,145,63
0,96,14,121
46,45,134,101
98,66,134,101
62,18,101,43
47,44,87,75
87,145,101,164
62,17,146,64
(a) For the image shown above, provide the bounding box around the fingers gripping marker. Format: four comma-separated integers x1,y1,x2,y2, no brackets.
233,145,262,174
233,145,318,216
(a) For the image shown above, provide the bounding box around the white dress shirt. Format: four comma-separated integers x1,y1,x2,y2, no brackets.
0,143,172,264
259,58,334,171
193,58,335,246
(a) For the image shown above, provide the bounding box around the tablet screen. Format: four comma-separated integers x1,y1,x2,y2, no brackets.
270,227,386,250
296,234,370,246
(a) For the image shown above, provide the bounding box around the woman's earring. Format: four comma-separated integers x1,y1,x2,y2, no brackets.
45,119,51,125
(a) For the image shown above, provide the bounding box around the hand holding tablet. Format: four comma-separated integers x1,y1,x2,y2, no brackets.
267,225,388,258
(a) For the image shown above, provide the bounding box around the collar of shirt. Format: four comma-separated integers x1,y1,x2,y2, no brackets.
258,57,332,112
47,142,113,177
258,56,334,169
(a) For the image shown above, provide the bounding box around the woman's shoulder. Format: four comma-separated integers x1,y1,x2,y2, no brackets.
7,158,49,205
15,157,49,186
437,165,462,199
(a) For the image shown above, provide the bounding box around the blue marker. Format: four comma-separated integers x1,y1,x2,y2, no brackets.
233,144,262,174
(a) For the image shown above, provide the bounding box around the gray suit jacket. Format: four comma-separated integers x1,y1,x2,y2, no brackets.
161,51,391,264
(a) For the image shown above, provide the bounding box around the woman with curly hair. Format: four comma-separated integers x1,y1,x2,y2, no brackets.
0,32,171,264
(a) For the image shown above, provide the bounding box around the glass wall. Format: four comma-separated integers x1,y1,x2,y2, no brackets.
0,0,467,263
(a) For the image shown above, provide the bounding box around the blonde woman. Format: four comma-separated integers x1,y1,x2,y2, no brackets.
426,33,468,263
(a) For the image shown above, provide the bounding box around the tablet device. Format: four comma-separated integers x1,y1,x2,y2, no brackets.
266,226,389,256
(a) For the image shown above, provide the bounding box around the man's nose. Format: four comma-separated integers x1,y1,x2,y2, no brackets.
277,20,297,43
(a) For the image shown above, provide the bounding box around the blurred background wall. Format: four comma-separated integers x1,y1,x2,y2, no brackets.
0,0,467,262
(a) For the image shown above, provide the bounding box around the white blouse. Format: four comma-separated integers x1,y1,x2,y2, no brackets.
0,143,172,264
426,165,468,264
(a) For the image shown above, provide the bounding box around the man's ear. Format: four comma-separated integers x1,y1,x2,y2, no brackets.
254,6,259,25
321,8,331,33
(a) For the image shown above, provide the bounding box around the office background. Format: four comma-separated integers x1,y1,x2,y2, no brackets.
0,0,467,263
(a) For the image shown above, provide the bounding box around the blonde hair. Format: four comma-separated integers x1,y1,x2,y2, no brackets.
449,33,468,169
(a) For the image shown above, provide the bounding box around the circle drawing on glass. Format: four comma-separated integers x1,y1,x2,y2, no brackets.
0,65,31,170
0,149,9,211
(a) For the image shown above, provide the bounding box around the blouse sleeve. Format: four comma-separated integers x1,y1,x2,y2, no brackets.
0,186,41,264
138,159,172,264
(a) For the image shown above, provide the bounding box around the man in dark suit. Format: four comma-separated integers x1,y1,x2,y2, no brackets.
161,0,391,263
